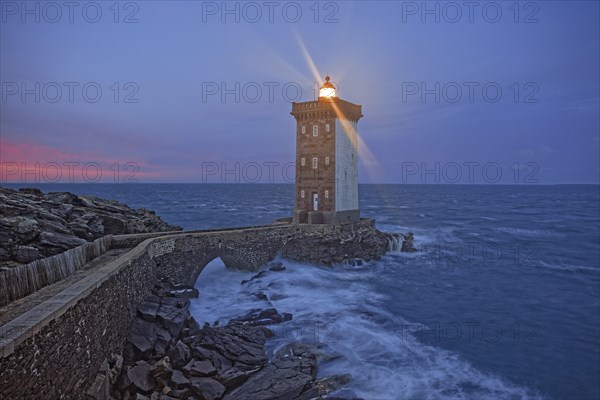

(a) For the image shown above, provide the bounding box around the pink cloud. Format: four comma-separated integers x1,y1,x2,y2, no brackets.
0,137,166,183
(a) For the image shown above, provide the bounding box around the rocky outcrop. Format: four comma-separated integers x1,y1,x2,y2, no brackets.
280,226,416,266
108,280,355,400
0,187,181,267
400,232,417,252
281,223,390,266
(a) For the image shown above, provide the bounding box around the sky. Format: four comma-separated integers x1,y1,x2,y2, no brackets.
0,0,599,184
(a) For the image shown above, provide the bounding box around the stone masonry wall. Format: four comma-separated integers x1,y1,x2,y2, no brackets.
0,220,393,399
0,248,158,400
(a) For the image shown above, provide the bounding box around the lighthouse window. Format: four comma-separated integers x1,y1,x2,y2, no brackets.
302,126,306,134
325,190,329,199
325,156,330,165
301,158,305,166
312,157,318,169
301,190,305,198
326,124,330,132
313,126,318,136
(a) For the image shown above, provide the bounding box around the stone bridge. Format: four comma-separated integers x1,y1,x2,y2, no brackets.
0,220,398,400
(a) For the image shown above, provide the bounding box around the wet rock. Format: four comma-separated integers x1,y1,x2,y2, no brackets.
252,292,268,301
150,357,172,388
281,225,390,266
216,367,248,391
268,262,286,272
124,319,159,362
240,270,268,285
167,341,191,369
157,303,188,338
162,387,194,399
189,377,226,400
223,343,316,400
183,359,217,377
167,283,200,299
113,280,351,400
230,308,292,326
169,370,190,389
123,361,155,394
137,301,160,322
401,232,418,252
313,374,353,397
190,324,269,368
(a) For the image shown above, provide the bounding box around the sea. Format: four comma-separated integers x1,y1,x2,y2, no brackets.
4,183,599,400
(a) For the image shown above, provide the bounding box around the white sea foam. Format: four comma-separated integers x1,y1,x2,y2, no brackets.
190,259,545,400
497,227,564,238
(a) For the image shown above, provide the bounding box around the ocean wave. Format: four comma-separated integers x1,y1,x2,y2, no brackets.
536,261,600,274
497,227,565,238
190,259,545,400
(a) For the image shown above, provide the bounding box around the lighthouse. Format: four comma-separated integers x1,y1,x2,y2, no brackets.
291,76,363,224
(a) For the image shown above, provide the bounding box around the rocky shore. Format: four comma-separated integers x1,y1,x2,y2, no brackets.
99,277,361,400
0,187,181,267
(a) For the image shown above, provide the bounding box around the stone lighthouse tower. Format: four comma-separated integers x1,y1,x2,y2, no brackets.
291,76,363,224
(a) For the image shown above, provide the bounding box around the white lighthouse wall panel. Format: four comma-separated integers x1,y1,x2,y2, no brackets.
335,119,359,211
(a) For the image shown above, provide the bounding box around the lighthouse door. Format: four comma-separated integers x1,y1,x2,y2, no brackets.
312,192,319,211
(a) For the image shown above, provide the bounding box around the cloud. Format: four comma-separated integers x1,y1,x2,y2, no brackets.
0,137,166,183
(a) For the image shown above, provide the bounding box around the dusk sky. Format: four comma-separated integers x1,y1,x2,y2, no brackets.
1,1,598,184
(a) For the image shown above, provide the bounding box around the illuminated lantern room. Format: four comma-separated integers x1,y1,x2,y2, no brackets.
319,75,337,98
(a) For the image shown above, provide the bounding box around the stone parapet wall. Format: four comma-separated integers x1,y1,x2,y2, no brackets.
0,235,113,306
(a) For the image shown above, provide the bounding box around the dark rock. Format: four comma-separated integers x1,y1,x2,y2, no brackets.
167,341,191,369
157,306,188,339
189,377,226,400
150,357,172,388
313,374,352,397
124,361,155,394
216,367,249,391
401,232,418,252
39,231,87,249
18,187,43,196
240,270,268,285
268,262,286,272
192,345,233,371
138,301,161,322
185,316,201,335
101,215,127,234
108,353,124,385
183,360,217,377
189,324,268,368
223,352,313,400
281,224,390,266
253,292,268,301
13,245,43,264
124,319,159,362
223,342,346,400
168,284,200,299
163,388,194,399
230,308,292,326
169,370,190,389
